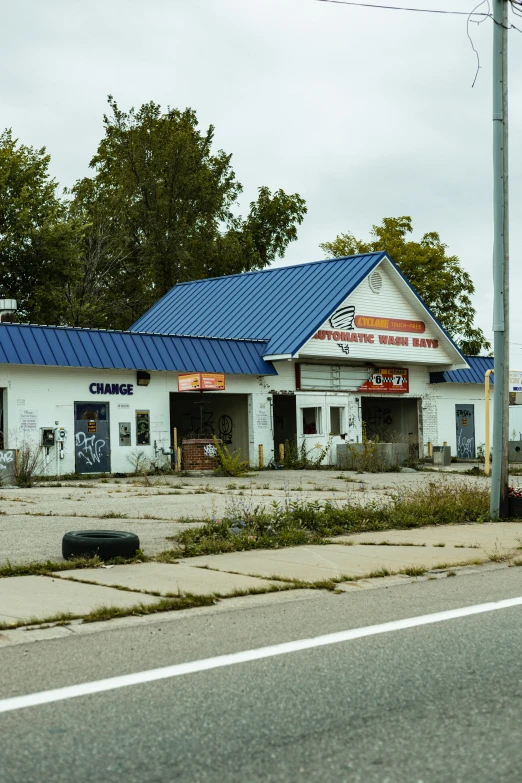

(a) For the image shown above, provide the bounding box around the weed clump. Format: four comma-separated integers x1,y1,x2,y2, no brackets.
212,437,250,477
170,480,490,557
279,437,332,470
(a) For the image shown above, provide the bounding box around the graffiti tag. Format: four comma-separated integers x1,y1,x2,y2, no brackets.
457,429,475,459
0,450,14,470
218,415,233,444
75,432,106,466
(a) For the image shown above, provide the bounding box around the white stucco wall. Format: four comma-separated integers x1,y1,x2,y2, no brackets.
0,366,286,475
428,382,491,456
0,362,496,473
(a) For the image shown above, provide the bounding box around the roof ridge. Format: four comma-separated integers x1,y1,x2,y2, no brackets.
170,252,386,288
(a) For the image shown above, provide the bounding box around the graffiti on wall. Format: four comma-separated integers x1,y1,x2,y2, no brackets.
0,450,14,469
75,432,107,466
457,429,475,459
218,415,233,444
0,449,16,483
455,405,475,459
183,410,234,443
365,406,393,437
187,410,215,437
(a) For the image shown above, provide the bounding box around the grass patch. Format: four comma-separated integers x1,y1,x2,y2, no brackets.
400,566,428,577
98,511,128,519
0,594,216,631
487,546,511,563
356,541,426,547
0,551,147,579
170,480,491,558
366,567,392,578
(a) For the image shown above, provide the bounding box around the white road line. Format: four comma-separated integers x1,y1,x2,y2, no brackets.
1,595,522,715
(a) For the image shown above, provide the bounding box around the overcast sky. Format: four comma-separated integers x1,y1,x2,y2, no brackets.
3,0,522,359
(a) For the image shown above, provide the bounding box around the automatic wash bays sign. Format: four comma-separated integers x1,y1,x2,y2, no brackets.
301,263,456,365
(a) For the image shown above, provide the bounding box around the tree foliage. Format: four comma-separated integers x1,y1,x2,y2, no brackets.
68,98,307,329
0,100,306,329
0,130,80,323
320,216,489,355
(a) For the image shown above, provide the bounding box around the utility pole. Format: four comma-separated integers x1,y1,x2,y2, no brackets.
490,0,509,518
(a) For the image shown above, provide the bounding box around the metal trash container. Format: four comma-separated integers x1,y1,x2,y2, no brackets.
433,446,451,466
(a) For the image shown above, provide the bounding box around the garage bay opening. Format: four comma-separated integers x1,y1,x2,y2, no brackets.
361,397,419,458
169,392,249,461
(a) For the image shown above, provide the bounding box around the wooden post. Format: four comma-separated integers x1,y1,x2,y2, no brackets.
173,428,178,471
427,441,432,458
278,443,284,462
258,444,264,468
176,446,182,472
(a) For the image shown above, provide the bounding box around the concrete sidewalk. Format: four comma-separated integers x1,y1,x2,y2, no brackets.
1,522,521,628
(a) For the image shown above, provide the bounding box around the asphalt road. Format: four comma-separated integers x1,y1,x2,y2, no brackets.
1,566,522,783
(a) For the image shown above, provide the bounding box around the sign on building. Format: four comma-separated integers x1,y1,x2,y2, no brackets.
178,373,225,391
19,409,38,432
298,364,408,393
509,370,522,392
358,368,409,393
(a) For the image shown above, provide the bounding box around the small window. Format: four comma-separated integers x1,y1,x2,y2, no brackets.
302,407,322,435
330,407,344,436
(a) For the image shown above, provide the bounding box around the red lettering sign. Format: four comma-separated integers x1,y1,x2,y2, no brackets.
358,368,409,393
312,331,439,350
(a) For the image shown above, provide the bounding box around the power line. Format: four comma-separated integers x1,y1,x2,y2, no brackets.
314,0,522,33
314,0,490,16
467,1,490,86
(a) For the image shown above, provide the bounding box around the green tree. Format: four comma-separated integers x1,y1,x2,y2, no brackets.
71,98,307,329
0,130,80,324
62,179,130,328
320,216,489,355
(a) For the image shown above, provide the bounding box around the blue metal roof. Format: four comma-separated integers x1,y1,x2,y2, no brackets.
130,253,388,355
0,324,276,375
430,356,494,384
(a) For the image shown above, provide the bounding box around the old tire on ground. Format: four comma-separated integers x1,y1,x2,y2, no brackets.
62,530,140,561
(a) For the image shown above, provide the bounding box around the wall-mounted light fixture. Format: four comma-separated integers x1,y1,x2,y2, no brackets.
137,371,151,386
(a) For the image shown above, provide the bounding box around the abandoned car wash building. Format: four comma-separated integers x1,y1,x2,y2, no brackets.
0,252,492,474
130,251,491,464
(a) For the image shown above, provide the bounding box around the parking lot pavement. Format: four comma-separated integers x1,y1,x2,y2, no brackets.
0,468,493,566
0,515,192,565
